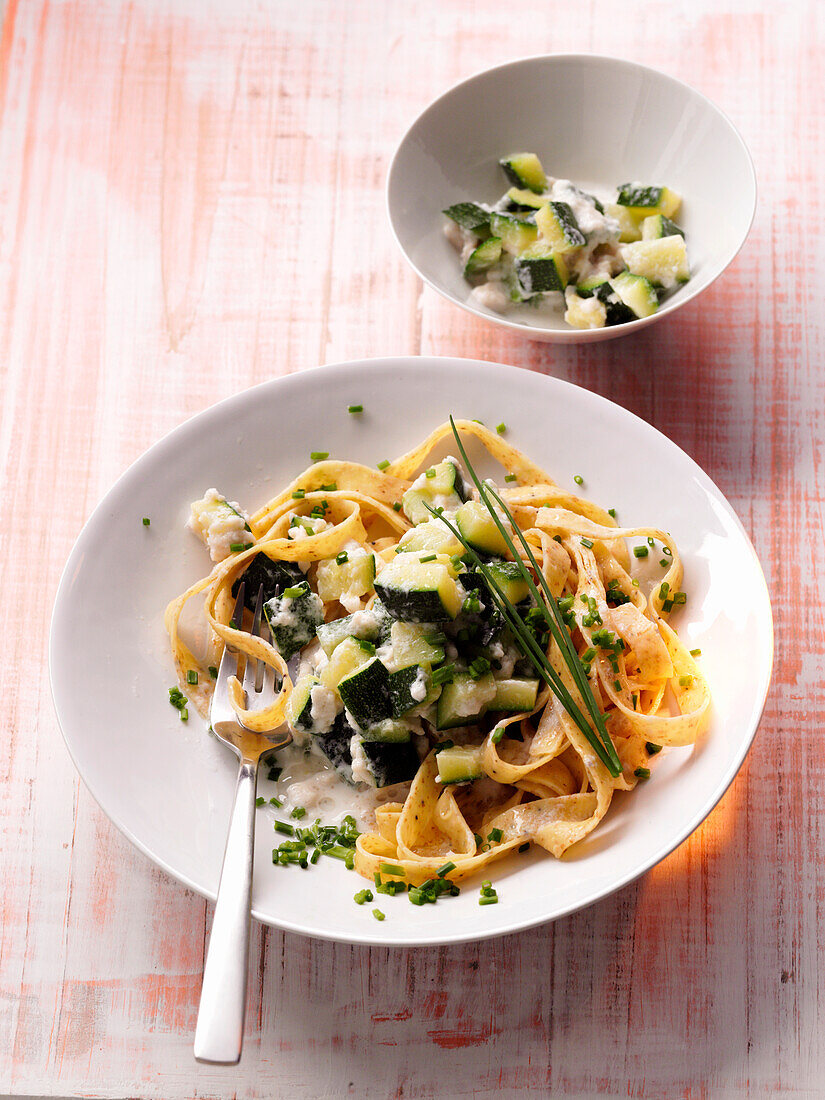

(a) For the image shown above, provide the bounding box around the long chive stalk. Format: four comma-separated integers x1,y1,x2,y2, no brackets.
437,416,621,776
426,502,619,776
481,480,619,767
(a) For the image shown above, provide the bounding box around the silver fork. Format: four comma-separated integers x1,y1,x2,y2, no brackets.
194,581,291,1064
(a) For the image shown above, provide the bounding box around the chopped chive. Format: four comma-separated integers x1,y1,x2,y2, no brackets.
573,475,584,486
436,861,456,878
496,422,507,434
632,693,638,709
646,742,662,755
673,591,687,605
431,664,455,686
379,863,405,877
659,582,670,598
392,501,402,511
345,851,355,870
255,796,265,807
142,517,150,526
487,828,503,843
581,537,594,549
283,585,306,598
310,849,320,864
419,553,437,563
274,821,294,836
354,889,373,904
186,670,198,685
336,550,349,564
320,482,337,492
518,843,530,853
662,599,674,612
690,648,702,657
660,559,669,568
613,680,621,691
633,546,648,558
292,489,306,499
348,404,363,414
290,806,307,820
608,508,616,518
374,872,382,888
425,468,436,479
372,908,385,921
504,474,517,483
679,675,694,688
473,833,483,847
376,459,390,471
267,766,282,781
230,543,247,553
634,767,651,780
208,665,218,678
491,726,505,744
310,451,329,461
269,797,283,808
479,895,499,906
582,647,596,662
662,546,672,557
647,537,655,546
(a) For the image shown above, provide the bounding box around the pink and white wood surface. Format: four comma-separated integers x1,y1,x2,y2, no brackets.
0,1,818,1096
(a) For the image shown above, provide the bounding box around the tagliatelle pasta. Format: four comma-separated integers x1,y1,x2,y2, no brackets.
165,420,710,887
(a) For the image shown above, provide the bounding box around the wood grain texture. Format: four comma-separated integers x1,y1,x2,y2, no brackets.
0,0,819,1095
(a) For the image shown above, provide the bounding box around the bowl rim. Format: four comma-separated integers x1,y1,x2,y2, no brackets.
386,52,758,342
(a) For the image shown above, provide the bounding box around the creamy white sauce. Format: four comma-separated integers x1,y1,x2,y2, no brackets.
309,683,339,734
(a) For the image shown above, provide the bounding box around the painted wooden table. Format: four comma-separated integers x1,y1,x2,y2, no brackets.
1,0,819,1096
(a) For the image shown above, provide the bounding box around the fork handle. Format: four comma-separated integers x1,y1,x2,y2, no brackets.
194,757,257,1064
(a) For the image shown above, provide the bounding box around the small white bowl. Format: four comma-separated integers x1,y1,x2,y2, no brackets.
387,55,756,343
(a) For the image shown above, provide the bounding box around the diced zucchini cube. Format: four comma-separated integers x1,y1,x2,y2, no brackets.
360,740,420,787
436,744,484,784
620,236,690,289
436,672,497,730
442,202,490,233
233,554,303,610
315,550,376,603
316,609,384,657
374,556,462,622
388,664,434,717
514,243,568,295
402,458,467,525
489,212,539,255
616,183,682,220
605,202,642,243
641,214,685,240
398,519,463,558
564,290,608,330
263,582,324,659
337,656,392,730
535,201,586,253
321,635,376,689
609,272,659,320
464,236,502,276
490,678,539,713
499,153,547,193
285,674,319,733
389,621,446,668
359,718,412,744
486,561,531,605
455,500,511,557
505,186,547,211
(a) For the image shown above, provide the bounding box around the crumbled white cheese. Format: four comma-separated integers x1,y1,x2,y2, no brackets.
410,667,428,702
187,488,252,562
309,683,339,735
349,736,374,787
470,281,511,313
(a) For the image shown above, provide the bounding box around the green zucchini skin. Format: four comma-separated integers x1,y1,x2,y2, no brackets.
442,202,490,232
464,237,502,276
315,714,419,788
387,664,429,718
232,554,303,610
337,656,393,730
263,582,324,659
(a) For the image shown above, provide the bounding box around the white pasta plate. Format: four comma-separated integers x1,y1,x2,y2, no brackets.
50,358,773,946
388,55,756,343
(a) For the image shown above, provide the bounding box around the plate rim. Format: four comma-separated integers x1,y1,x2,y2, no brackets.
49,356,774,946
386,51,758,344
